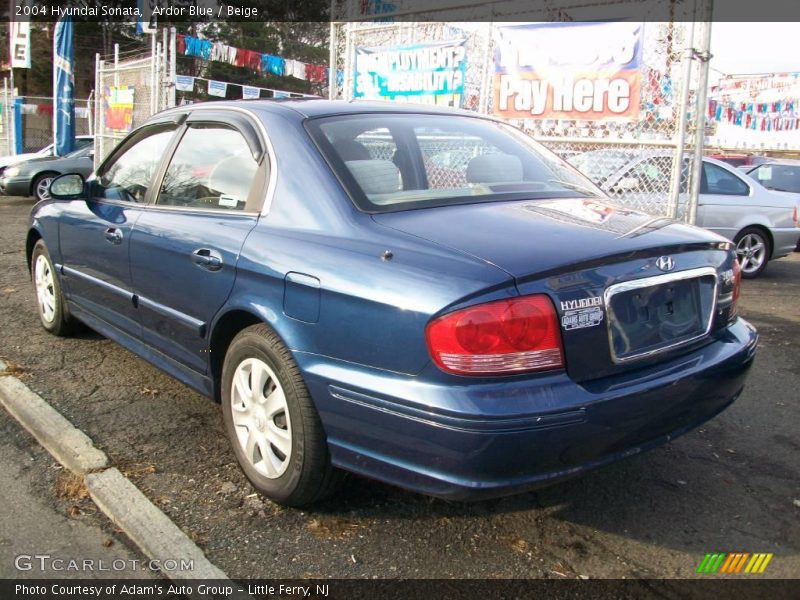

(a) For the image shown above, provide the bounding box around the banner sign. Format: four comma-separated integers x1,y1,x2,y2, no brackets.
104,86,135,133
9,21,32,69
175,75,194,91
493,22,643,121
208,80,227,98
54,17,75,155
354,39,467,107
242,85,260,100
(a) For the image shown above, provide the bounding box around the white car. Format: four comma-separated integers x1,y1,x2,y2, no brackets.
569,150,800,277
0,136,94,178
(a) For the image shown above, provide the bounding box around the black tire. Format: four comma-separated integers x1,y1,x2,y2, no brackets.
32,172,58,202
31,240,77,336
734,227,771,279
221,324,342,506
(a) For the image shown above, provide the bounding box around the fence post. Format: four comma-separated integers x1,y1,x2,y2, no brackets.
328,21,336,100
666,19,696,220
477,22,493,115
169,27,177,108
687,14,713,225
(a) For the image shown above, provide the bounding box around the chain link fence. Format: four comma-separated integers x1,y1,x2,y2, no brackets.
16,96,93,153
331,5,710,218
94,52,166,164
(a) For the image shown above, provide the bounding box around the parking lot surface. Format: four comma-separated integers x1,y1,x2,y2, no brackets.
1,196,798,579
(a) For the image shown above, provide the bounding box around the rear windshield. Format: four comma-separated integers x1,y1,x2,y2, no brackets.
306,113,604,212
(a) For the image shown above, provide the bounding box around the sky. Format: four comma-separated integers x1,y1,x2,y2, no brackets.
709,23,799,82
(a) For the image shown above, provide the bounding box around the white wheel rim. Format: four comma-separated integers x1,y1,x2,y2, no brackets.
230,358,292,479
736,233,766,274
34,254,57,324
36,177,53,200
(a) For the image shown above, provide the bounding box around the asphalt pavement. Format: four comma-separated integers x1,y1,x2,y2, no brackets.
0,196,798,579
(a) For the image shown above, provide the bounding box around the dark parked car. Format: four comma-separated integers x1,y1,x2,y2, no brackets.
1,144,94,201
28,101,758,506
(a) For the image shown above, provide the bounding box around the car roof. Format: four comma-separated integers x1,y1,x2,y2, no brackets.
150,99,482,124
745,158,800,167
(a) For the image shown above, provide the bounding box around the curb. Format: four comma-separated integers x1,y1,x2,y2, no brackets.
0,358,231,583
0,360,108,474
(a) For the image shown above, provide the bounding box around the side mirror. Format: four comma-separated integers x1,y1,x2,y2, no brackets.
613,176,640,193
49,173,86,200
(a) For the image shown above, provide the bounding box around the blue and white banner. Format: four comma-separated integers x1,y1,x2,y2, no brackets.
354,39,467,107
136,0,157,35
242,85,260,100
208,80,227,98
175,75,194,92
54,17,75,156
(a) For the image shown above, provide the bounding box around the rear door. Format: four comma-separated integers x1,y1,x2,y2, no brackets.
58,124,178,337
129,111,268,373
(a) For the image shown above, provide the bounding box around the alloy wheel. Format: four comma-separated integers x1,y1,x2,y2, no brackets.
36,177,53,201
735,233,767,275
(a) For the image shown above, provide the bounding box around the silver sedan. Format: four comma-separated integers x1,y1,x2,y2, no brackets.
569,150,800,278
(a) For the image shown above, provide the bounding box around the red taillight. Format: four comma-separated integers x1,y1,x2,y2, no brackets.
730,256,742,318
793,205,799,228
425,295,564,375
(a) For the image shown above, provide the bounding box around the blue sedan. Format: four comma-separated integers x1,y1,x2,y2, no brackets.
28,100,758,506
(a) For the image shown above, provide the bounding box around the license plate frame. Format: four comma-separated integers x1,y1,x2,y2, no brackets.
604,267,719,363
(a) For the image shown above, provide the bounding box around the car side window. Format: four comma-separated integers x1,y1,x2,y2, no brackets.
95,127,176,203
702,162,749,196
157,124,259,211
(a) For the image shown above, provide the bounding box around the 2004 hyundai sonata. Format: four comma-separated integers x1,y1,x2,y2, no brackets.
28,100,758,506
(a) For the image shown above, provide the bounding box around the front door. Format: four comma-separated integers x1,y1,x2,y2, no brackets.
59,125,178,338
129,118,266,373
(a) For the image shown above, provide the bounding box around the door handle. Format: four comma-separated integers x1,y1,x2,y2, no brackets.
104,227,123,245
192,248,223,272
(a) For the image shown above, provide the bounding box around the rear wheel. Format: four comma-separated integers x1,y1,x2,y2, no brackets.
32,172,57,202
31,240,77,336
734,227,770,278
221,324,342,506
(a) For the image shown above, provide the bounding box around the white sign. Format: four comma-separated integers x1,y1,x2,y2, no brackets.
242,85,260,100
9,22,32,69
175,75,194,92
208,80,227,98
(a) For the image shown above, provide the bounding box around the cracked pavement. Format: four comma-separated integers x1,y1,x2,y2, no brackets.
1,196,798,579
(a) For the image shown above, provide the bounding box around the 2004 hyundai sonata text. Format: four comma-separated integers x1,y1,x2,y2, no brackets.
27,100,758,506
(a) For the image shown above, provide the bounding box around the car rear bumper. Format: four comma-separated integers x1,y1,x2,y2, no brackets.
0,176,30,197
296,318,758,500
771,227,800,258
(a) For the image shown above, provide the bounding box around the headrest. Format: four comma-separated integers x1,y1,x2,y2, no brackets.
346,160,401,195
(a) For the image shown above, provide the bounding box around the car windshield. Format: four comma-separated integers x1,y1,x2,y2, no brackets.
306,113,603,212
65,145,92,158
569,150,634,184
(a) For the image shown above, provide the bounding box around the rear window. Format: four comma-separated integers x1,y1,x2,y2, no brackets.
306,113,603,213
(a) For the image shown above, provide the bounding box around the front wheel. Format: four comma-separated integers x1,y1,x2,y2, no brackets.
31,240,77,336
221,324,342,506
33,172,57,202
734,227,771,279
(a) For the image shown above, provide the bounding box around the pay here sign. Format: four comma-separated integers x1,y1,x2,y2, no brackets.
493,22,643,121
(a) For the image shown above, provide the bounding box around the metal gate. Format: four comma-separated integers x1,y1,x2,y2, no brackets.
0,80,12,157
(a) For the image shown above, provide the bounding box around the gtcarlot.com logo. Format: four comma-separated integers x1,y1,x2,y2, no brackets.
15,554,194,572
697,552,773,574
